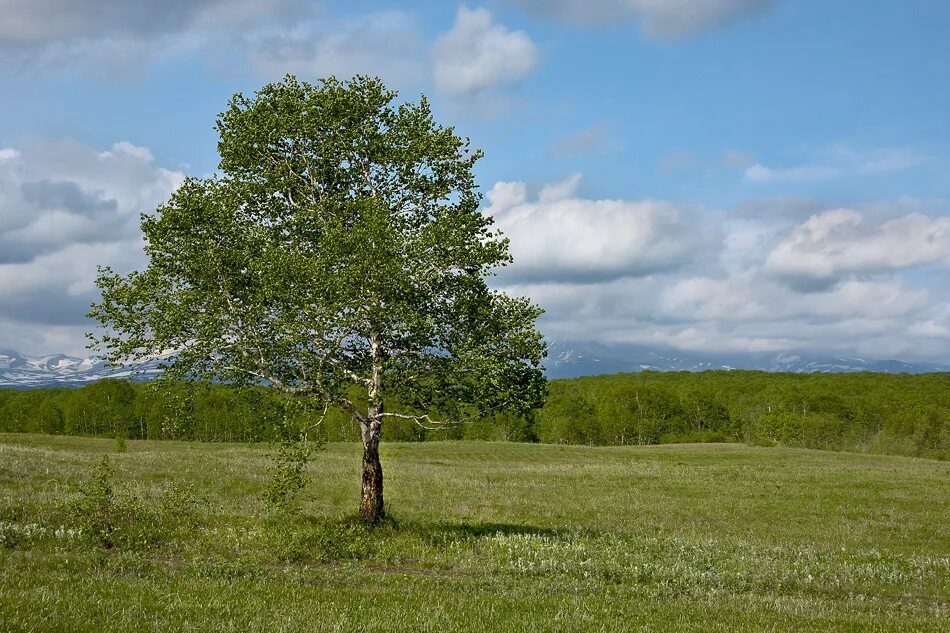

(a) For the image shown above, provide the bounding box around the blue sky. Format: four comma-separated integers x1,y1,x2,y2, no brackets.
1,0,949,361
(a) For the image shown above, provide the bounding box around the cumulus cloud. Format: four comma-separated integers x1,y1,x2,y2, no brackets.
764,209,950,287
649,273,942,359
507,0,773,38
487,174,700,283
486,181,950,361
514,270,946,359
0,139,184,353
499,274,933,357
432,6,538,98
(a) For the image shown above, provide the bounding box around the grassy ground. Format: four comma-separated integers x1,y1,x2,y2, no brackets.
1,433,948,632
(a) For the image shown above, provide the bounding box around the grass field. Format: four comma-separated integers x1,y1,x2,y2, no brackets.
1,433,948,631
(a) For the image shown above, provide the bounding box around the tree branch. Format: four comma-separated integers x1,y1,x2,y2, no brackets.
379,411,457,430
340,397,368,425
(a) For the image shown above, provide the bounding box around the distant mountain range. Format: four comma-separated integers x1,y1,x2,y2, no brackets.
544,341,950,378
1,342,947,389
0,349,162,389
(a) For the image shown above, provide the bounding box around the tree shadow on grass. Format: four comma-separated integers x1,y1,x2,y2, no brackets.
396,519,565,545
303,513,569,547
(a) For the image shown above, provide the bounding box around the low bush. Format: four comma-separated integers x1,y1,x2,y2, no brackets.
62,457,202,551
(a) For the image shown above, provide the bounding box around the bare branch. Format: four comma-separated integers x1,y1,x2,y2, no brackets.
299,399,331,436
379,411,457,430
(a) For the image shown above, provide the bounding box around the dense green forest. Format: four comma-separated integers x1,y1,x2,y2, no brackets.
1,371,947,459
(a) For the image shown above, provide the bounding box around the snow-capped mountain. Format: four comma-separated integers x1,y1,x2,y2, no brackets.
544,341,950,379
1,342,946,389
0,349,162,389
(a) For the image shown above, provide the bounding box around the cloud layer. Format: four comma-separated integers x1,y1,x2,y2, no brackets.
1,2,539,105
1,147,948,363
0,0,312,73
241,11,425,87
508,0,773,37
492,175,950,361
0,140,184,354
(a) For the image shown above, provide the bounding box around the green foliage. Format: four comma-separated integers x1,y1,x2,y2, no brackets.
536,370,950,458
87,74,546,434
69,456,119,549
1,369,948,460
262,436,319,514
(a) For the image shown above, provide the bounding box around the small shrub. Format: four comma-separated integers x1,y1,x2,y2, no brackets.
72,456,118,549
65,456,202,551
262,435,323,514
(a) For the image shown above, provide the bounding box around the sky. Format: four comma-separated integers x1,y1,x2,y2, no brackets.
0,0,949,361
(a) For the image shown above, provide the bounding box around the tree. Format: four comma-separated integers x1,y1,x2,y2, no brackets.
88,76,547,524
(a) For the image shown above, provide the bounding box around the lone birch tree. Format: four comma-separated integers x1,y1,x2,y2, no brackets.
88,76,547,524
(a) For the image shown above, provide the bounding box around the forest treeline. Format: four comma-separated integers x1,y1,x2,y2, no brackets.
0,371,947,459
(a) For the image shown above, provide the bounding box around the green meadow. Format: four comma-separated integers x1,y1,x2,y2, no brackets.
2,433,948,631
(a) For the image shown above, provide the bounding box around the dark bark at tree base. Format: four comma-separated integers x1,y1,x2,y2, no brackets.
360,437,384,525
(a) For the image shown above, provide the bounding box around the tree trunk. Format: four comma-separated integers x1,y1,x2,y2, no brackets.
360,328,385,525
360,421,384,524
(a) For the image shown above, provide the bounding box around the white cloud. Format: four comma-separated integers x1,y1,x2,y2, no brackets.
487,183,950,361
508,0,773,38
487,174,701,282
764,209,950,285
537,172,583,202
0,0,430,85
1,2,534,109
432,6,538,98
0,139,184,352
744,146,928,183
243,11,424,85
106,141,154,161
512,271,944,359
0,0,313,72
659,276,929,322
744,163,837,183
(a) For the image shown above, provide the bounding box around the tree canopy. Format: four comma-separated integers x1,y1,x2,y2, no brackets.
89,75,547,523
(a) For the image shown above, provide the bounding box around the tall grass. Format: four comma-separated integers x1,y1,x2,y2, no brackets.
1,434,948,631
